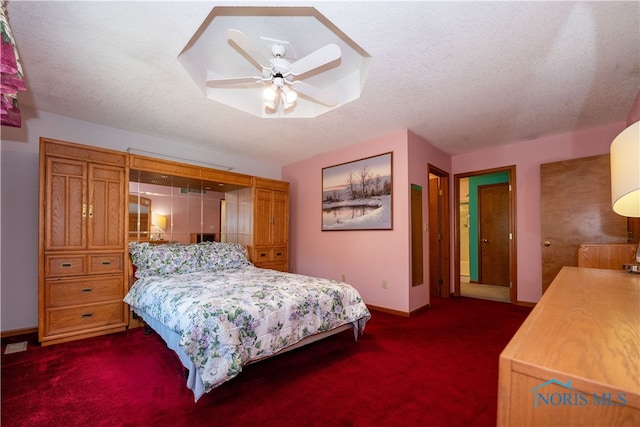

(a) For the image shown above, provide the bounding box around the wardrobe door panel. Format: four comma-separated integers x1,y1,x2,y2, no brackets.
88,164,125,249
45,158,87,251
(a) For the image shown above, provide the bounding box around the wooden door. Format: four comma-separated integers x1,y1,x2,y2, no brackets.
44,157,87,251
478,183,510,286
428,176,440,296
540,154,628,292
428,168,450,297
88,164,126,249
411,184,424,286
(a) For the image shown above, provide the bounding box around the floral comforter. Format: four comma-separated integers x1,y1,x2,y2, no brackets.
124,266,371,394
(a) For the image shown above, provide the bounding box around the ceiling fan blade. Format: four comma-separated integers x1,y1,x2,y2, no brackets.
289,44,341,76
227,29,271,70
206,76,263,87
292,81,339,107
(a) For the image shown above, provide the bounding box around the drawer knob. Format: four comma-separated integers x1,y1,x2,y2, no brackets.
81,313,94,318
61,263,73,268
260,253,267,258
81,288,93,293
276,252,282,256
101,261,112,266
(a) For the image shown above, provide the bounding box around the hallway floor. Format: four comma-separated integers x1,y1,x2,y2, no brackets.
460,276,510,303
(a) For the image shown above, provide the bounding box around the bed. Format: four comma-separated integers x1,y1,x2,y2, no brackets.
124,241,371,402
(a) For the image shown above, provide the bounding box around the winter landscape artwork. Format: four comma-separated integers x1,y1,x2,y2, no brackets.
322,152,393,231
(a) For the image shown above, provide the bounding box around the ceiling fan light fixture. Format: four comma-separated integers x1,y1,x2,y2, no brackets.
181,7,371,118
264,98,276,111
263,85,277,102
282,86,298,103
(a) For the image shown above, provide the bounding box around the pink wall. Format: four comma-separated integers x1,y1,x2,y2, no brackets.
283,121,626,313
282,131,411,312
451,121,626,303
407,131,452,311
283,130,453,313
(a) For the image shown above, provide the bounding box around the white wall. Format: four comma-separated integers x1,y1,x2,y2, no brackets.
1,107,282,332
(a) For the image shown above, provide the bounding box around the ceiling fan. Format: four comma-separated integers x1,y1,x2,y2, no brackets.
206,29,342,112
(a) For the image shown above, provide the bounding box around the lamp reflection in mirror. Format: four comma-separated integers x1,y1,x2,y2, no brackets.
151,213,167,240
610,120,640,272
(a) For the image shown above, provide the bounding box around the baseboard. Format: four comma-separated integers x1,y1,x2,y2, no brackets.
367,303,432,317
1,327,38,338
409,304,431,316
513,300,536,308
367,304,410,317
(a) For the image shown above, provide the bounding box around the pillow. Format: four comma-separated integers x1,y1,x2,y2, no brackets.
198,242,252,271
129,242,201,278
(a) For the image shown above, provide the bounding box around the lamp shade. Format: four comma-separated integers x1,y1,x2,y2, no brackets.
610,121,640,217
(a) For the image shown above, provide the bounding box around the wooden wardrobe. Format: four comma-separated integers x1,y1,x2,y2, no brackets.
38,138,129,346
39,138,290,345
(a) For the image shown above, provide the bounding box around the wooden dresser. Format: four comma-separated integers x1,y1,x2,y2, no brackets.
251,177,289,272
498,267,639,426
38,138,129,345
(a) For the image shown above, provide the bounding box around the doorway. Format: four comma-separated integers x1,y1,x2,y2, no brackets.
454,166,516,303
428,165,450,298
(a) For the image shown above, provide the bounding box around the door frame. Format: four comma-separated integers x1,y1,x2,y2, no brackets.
428,165,450,297
454,166,517,303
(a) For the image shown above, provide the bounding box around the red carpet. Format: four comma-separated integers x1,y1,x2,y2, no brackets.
1,297,530,426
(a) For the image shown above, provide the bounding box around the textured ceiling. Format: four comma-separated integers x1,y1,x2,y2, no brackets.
6,1,640,167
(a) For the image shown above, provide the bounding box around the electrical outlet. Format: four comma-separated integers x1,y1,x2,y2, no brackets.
341,274,346,282
382,280,387,289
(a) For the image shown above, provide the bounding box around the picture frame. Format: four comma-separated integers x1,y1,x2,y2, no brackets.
322,152,393,231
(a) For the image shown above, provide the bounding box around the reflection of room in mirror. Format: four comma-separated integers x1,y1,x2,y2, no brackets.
129,181,225,244
128,195,151,241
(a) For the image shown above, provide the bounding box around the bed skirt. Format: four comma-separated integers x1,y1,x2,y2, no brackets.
133,310,363,402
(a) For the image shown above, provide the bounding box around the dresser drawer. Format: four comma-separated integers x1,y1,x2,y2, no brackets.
254,249,271,263
45,255,86,277
88,253,123,274
46,276,123,306
45,254,124,277
252,247,288,263
272,247,287,261
44,301,125,336
253,261,288,272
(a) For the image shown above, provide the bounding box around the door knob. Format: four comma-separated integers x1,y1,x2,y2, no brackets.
481,238,489,243
543,240,551,246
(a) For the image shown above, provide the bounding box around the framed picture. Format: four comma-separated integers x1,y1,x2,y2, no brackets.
322,152,393,231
